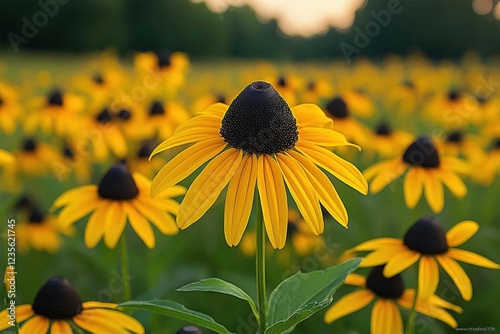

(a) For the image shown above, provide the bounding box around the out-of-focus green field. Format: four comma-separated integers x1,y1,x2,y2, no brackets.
1,51,499,334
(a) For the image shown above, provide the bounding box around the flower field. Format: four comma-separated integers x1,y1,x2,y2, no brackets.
0,50,499,334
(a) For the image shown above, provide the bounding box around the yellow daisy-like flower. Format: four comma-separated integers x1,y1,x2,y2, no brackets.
16,205,74,254
364,136,468,213
469,138,500,186
0,82,21,134
0,276,144,334
52,163,185,249
352,217,500,301
0,148,15,166
151,81,367,249
142,99,190,140
324,266,462,333
365,122,413,159
323,96,369,146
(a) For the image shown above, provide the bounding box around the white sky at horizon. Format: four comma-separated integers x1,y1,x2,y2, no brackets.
192,0,366,37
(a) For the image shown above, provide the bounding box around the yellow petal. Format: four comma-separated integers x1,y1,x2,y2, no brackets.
371,299,402,334
19,315,50,334
86,308,145,333
51,320,73,334
51,185,97,209
445,220,478,247
363,158,401,181
298,127,353,148
132,198,178,235
74,311,127,333
16,305,35,323
125,205,155,248
447,248,500,269
403,167,424,209
360,247,406,267
151,138,226,197
418,256,439,300
423,169,444,213
296,139,368,194
224,154,257,246
383,249,421,277
104,127,127,158
277,153,323,235
286,150,348,226
57,197,100,227
440,169,467,198
292,104,332,128
324,289,374,323
178,149,242,229
103,202,127,248
257,154,288,249
84,202,110,248
344,273,366,286
436,255,472,301
352,238,402,251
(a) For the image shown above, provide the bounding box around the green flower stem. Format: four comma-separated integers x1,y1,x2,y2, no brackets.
119,234,132,302
255,196,267,334
406,269,419,334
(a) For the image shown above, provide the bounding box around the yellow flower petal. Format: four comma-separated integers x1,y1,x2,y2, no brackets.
57,196,100,228
292,103,333,128
277,153,323,235
132,198,178,235
344,273,367,286
74,311,127,333
352,238,402,251
19,315,50,334
51,320,72,334
150,125,221,157
83,301,118,309
104,127,127,158
85,308,144,333
423,169,444,213
103,202,127,248
257,154,288,249
440,169,467,198
445,220,478,247
418,255,439,300
368,159,406,194
436,255,472,301
296,139,368,194
224,154,258,246
447,248,500,269
383,249,421,277
84,202,110,248
125,205,155,248
16,304,35,322
324,289,374,323
298,127,353,148
51,185,97,209
404,167,424,209
371,299,402,334
286,150,348,226
151,138,226,197
360,247,407,268
178,149,242,229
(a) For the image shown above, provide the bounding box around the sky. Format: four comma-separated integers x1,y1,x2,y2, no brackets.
192,0,366,37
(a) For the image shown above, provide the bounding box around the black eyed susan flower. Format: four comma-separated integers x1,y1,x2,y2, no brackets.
16,204,74,254
364,136,468,213
352,217,500,301
469,137,500,185
0,276,144,333
52,163,185,249
0,148,14,166
150,81,367,249
142,100,190,140
0,82,21,134
323,96,369,146
324,266,462,333
365,121,413,159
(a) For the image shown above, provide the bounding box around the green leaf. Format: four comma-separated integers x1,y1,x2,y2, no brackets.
178,278,259,321
265,258,361,334
120,299,234,334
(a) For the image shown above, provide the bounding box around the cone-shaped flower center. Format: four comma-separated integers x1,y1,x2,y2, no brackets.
98,164,139,200
96,108,113,123
92,73,105,85
47,90,64,106
149,101,165,116
277,76,287,87
63,145,75,159
402,136,440,168
32,277,83,319
29,207,45,224
117,108,132,120
325,97,348,119
375,122,392,136
177,326,204,334
138,140,155,158
366,265,404,299
157,51,171,68
220,81,298,155
403,217,449,254
446,130,463,143
447,89,461,102
23,138,37,152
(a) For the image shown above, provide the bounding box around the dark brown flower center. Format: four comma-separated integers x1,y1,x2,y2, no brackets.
92,73,105,85
277,76,287,87
491,138,500,150
32,277,83,319
95,108,113,123
47,89,64,106
0,96,4,106
98,164,139,200
22,138,37,152
325,97,348,119
366,265,404,299
286,219,299,239
402,136,440,168
157,51,171,68
446,130,463,143
138,140,156,158
375,122,392,136
403,216,449,254
149,101,165,116
220,81,298,155
29,207,45,224
117,108,132,121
